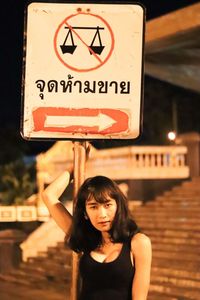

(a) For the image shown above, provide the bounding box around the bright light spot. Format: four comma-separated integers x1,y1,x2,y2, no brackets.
167,131,176,141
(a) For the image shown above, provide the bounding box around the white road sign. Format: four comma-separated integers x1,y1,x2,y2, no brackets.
21,1,145,140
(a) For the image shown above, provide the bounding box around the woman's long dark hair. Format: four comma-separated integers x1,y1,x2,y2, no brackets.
67,176,140,253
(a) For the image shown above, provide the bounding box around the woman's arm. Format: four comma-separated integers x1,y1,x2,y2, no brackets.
41,171,73,234
131,233,152,300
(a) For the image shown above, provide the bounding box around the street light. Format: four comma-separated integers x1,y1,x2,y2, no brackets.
167,131,176,141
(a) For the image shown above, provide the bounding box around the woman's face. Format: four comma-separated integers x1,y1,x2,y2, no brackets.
85,196,117,232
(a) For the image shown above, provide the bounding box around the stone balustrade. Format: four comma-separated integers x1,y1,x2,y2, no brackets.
87,145,189,179
36,144,189,184
0,145,189,222
0,205,50,222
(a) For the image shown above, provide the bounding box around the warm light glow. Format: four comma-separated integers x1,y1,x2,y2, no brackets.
167,131,176,141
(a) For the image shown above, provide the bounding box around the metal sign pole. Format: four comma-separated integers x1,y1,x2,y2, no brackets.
71,141,87,300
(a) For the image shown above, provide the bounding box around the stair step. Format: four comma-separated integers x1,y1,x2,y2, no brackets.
47,253,72,265
148,291,191,300
152,250,200,262
143,229,200,239
135,217,200,224
0,272,32,286
9,269,53,285
20,262,71,279
10,267,45,278
171,190,200,195
56,241,64,246
152,243,199,254
47,246,62,253
36,251,48,258
172,187,200,192
27,255,70,265
14,263,71,283
133,207,200,214
164,195,200,201
144,203,200,210
148,203,200,209
151,274,200,289
0,271,58,288
133,210,200,215
151,267,200,281
149,282,200,299
139,224,200,231
173,183,200,188
0,271,69,294
22,260,71,273
149,236,200,246
152,259,200,272
181,184,200,190
163,195,200,200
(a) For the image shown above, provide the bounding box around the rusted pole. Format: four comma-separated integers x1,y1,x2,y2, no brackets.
70,141,87,300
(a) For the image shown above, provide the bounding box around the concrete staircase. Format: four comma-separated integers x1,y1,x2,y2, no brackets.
0,177,200,299
0,241,72,297
132,177,200,300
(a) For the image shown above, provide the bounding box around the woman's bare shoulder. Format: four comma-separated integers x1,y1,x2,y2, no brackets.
131,232,151,254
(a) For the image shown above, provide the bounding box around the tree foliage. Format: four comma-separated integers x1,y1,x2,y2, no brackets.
0,128,28,164
0,159,36,205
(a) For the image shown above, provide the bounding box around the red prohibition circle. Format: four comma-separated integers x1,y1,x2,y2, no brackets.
54,12,115,72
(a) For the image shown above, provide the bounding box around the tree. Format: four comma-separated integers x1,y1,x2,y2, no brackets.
0,159,36,205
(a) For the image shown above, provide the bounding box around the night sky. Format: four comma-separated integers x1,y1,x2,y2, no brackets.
1,0,200,155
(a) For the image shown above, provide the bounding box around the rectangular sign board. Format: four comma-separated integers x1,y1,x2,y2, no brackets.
21,1,145,140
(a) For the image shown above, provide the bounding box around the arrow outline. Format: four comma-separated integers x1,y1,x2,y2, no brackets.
32,107,129,134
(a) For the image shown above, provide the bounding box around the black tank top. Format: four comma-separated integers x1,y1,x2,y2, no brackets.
79,240,135,300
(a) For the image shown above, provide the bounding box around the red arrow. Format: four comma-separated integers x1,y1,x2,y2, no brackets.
32,107,129,134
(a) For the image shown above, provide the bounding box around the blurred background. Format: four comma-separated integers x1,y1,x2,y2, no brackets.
0,1,200,299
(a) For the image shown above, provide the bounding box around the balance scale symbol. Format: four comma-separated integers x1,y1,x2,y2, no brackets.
60,26,105,55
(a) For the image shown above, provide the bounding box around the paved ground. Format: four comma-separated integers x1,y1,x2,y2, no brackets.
0,281,70,300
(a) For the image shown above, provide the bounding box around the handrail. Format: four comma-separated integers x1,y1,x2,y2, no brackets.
37,145,189,181
0,145,189,222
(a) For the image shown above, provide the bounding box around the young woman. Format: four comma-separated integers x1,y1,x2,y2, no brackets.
42,171,152,300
